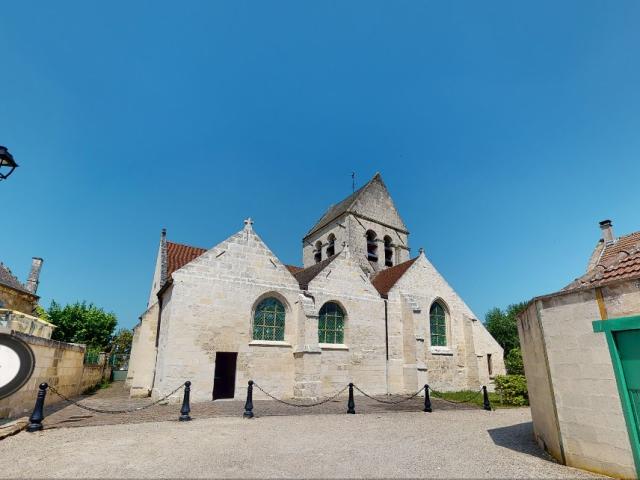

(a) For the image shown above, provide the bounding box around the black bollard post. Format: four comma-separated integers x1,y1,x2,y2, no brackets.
27,383,49,432
243,380,254,419
347,383,355,414
179,381,192,421
482,385,492,411
423,384,432,413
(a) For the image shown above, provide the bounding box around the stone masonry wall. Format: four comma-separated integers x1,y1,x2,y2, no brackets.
152,225,302,403
306,248,387,395
0,285,36,316
525,284,640,478
127,302,159,397
0,333,107,419
518,302,564,462
388,253,504,392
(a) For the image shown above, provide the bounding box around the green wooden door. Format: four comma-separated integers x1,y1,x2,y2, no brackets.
615,329,640,438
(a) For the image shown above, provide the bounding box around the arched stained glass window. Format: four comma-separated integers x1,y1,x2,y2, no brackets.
318,302,345,344
430,302,447,347
253,298,285,341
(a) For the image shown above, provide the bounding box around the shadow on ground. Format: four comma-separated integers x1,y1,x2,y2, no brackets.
487,421,557,462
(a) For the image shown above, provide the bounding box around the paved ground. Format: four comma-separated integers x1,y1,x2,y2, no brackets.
40,382,478,429
1,407,605,479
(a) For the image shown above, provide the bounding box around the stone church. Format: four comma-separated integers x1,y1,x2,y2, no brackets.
128,173,504,402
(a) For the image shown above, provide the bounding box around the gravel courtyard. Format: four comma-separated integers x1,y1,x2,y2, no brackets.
1,408,606,479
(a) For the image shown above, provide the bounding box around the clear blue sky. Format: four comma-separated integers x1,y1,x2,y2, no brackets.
2,1,639,330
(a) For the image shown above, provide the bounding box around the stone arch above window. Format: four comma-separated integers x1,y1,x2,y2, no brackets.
253,297,286,341
429,301,447,347
314,240,322,263
384,236,393,267
318,302,345,344
326,234,336,257
366,230,378,262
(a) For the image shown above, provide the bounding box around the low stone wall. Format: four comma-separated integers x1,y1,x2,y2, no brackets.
0,333,108,419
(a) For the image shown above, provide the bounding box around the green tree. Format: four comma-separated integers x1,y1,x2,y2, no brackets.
485,301,528,357
48,301,117,349
110,328,133,354
34,304,49,321
505,347,524,375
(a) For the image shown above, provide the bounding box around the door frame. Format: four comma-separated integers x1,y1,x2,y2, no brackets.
592,315,640,477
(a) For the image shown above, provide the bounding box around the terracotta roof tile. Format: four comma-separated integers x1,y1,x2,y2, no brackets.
166,242,207,279
564,231,640,290
600,232,640,262
371,257,418,297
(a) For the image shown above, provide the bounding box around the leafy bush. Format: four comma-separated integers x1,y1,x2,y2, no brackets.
505,347,524,375
494,374,528,406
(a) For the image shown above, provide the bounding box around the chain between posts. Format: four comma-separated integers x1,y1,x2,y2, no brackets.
47,383,186,414
352,384,426,405
429,387,484,405
252,382,350,408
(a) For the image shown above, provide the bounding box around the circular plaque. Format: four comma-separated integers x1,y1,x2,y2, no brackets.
0,334,35,400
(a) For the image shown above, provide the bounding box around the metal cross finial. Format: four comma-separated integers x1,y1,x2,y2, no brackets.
244,217,254,229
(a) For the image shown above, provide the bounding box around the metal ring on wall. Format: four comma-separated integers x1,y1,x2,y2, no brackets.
0,333,36,400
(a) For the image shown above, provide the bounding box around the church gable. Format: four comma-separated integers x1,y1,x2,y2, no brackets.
171,221,300,292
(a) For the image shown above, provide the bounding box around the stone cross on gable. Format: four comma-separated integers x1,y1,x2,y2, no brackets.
244,217,254,231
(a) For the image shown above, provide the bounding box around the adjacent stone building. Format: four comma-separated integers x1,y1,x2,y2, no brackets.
129,173,504,403
0,257,43,315
518,220,640,479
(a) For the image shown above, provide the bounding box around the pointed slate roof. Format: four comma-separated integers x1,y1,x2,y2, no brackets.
305,172,406,238
371,257,418,297
305,184,369,238
0,263,35,297
292,254,340,290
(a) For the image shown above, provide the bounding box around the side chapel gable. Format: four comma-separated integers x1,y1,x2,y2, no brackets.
305,247,381,299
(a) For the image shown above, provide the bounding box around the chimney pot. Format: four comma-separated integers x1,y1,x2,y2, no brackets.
599,219,615,244
26,257,43,294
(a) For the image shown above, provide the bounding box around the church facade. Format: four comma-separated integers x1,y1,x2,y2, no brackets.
128,173,504,402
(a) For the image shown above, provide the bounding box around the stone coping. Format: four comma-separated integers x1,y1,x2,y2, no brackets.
12,331,86,352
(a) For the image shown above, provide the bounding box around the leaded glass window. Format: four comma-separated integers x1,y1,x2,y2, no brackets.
318,302,345,344
430,302,447,347
253,298,285,341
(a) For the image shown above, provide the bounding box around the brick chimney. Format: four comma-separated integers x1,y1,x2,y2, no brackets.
599,219,615,244
25,257,43,294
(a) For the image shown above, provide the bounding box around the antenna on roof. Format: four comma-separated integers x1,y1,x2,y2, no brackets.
351,172,355,193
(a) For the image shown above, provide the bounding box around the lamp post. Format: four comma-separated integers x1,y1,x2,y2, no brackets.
0,146,18,181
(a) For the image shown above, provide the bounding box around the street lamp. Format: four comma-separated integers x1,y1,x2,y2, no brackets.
0,146,18,181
